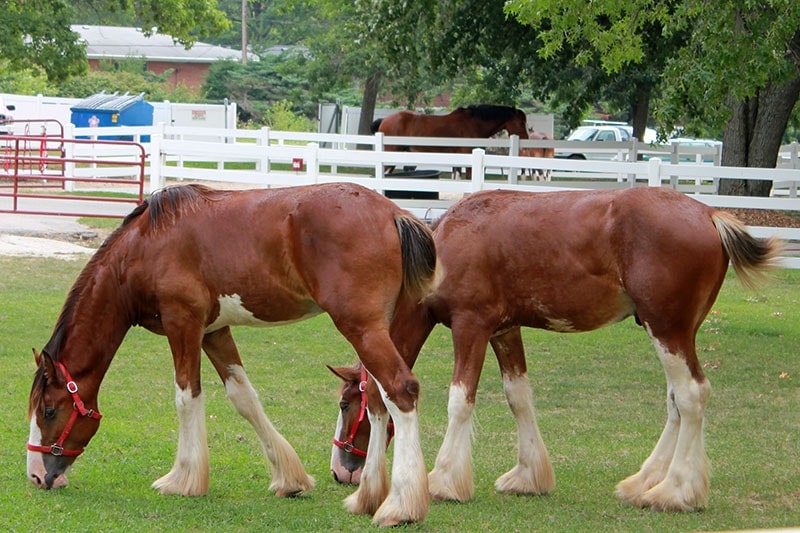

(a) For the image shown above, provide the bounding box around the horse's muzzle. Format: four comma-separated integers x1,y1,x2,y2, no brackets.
27,451,69,489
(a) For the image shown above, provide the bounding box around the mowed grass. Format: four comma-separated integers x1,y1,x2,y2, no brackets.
0,255,797,532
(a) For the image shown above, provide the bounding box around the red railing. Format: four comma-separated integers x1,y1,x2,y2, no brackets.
0,127,145,218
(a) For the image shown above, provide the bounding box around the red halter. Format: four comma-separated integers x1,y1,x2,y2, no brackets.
332,367,394,458
27,361,102,457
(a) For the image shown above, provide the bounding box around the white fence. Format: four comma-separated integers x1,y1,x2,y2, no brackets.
19,123,800,268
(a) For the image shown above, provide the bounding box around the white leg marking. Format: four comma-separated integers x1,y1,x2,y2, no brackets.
343,408,390,515
429,383,476,502
152,385,210,496
225,364,314,496
495,372,555,495
371,380,429,526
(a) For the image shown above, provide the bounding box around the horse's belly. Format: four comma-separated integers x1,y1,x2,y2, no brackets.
520,290,635,333
205,293,323,332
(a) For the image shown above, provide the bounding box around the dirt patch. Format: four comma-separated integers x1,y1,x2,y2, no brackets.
722,208,800,228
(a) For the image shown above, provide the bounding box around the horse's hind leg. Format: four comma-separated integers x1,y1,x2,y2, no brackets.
334,322,429,527
490,328,555,496
616,328,710,511
202,327,314,496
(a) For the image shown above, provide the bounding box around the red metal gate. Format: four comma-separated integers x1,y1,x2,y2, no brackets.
0,120,145,218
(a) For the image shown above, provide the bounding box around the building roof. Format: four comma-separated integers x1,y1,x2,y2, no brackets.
72,25,256,64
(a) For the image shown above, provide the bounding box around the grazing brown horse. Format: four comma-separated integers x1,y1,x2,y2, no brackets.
521,130,555,181
330,186,781,512
26,182,438,527
371,104,529,177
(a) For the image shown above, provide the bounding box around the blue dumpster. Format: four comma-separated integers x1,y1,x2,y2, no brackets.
71,92,153,141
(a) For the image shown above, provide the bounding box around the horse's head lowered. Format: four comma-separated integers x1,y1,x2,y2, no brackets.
27,349,103,489
328,363,393,484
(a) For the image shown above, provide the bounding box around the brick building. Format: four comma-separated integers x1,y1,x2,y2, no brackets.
72,25,253,93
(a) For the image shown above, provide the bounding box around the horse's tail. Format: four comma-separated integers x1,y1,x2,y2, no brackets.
370,118,383,134
394,214,439,299
712,211,784,290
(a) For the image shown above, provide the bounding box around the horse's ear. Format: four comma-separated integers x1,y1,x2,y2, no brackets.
32,348,41,367
326,364,360,383
35,349,58,383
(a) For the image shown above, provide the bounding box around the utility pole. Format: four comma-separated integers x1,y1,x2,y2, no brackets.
241,0,248,64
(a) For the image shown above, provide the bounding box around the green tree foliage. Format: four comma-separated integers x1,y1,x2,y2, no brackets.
506,0,800,194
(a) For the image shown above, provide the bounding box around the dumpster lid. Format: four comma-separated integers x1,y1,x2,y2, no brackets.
70,92,146,112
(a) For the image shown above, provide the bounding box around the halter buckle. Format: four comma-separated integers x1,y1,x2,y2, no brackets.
66,380,78,394
49,444,64,456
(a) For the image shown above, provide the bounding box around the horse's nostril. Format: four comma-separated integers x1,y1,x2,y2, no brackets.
332,471,340,482
30,473,42,485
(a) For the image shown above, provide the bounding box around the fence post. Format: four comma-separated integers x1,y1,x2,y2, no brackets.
64,124,76,192
306,143,319,183
508,134,520,184
258,126,271,174
471,148,486,193
647,157,662,187
149,122,165,193
374,132,385,181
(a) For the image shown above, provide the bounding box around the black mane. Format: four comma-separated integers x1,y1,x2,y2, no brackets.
461,104,519,122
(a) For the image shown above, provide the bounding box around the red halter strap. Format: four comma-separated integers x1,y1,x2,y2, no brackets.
27,361,102,457
332,367,394,458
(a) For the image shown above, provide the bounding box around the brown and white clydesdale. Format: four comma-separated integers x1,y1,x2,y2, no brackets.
27,182,438,527
330,186,781,512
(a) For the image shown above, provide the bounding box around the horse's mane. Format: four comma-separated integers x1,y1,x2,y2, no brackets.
461,104,519,122
39,184,221,362
145,184,222,230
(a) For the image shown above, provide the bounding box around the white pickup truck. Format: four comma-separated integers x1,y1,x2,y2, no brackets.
559,124,632,160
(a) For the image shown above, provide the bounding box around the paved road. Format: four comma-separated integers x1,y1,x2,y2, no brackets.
0,213,98,258
0,212,94,237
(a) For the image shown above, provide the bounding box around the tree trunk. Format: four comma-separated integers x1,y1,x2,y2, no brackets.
718,76,800,196
630,84,651,144
358,71,382,136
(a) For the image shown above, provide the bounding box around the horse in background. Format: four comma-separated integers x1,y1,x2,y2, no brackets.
521,130,555,181
329,186,781,513
26,182,438,527
371,104,528,177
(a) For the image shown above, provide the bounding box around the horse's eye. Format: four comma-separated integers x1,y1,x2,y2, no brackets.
44,407,56,420
339,401,348,412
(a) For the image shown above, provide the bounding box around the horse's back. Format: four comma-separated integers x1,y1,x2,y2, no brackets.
430,188,726,332
121,183,409,328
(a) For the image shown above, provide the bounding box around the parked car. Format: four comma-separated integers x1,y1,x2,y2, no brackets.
0,96,15,135
558,124,632,160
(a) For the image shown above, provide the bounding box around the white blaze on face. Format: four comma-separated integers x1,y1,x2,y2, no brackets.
27,414,68,488
27,414,45,485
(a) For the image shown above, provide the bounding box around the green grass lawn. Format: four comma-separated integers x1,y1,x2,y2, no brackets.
1,256,797,532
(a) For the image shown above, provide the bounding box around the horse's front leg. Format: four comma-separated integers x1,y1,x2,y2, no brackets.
341,328,429,527
152,319,209,496
490,328,555,496
203,327,314,497
428,323,491,502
